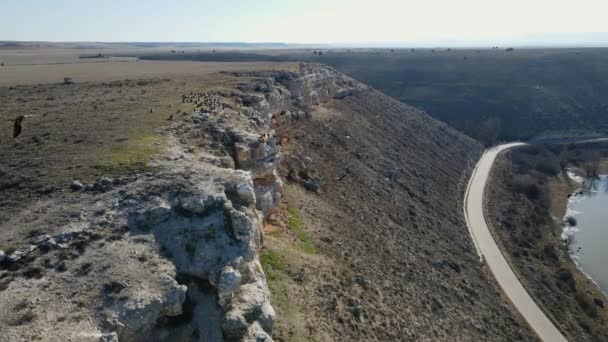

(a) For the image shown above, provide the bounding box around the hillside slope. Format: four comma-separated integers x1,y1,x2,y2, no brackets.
0,62,536,341
260,70,537,340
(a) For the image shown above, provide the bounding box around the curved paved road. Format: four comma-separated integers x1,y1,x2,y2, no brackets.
464,143,567,342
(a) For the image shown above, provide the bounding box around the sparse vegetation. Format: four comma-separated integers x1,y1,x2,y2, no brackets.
510,174,541,200
259,248,294,324
260,250,287,282
9,310,36,326
487,144,608,340
0,243,17,255
99,131,162,172
287,207,315,254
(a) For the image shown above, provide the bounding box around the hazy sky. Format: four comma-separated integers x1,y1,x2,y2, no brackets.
2,0,608,44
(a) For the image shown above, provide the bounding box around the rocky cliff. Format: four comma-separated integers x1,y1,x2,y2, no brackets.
0,64,366,341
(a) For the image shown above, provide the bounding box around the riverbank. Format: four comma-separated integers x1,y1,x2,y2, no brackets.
486,145,608,341
561,174,608,296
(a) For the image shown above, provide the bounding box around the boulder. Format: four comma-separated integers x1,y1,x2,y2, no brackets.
222,310,248,339
93,177,114,192
303,179,320,192
178,194,223,215
31,234,52,245
160,274,188,317
70,180,84,191
98,332,119,342
236,183,256,206
235,142,251,164
218,266,242,293
223,283,275,340
230,210,254,242
134,200,171,229
114,274,187,339
258,301,276,332
244,321,273,342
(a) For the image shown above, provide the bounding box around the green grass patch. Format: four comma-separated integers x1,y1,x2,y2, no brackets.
287,207,315,254
97,130,163,173
0,243,17,255
260,250,289,309
260,250,287,281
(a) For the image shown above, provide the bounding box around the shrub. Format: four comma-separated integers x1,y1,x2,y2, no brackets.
510,174,541,200
565,216,577,226
584,160,599,178
556,268,576,292
576,292,599,318
512,146,560,176
594,298,604,308
9,310,36,326
542,243,558,261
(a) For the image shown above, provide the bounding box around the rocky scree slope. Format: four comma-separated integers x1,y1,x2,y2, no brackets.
0,64,364,341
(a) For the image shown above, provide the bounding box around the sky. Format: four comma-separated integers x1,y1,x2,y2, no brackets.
3,0,608,45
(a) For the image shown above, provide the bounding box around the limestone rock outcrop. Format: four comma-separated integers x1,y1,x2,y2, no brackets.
0,64,365,342
230,64,367,217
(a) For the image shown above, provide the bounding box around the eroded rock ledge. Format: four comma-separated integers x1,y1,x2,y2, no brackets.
0,64,366,341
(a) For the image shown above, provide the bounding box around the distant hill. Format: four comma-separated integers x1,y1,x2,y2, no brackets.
133,48,608,144
297,48,608,143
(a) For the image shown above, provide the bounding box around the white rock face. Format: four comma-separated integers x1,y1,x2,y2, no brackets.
99,332,119,342
0,64,365,342
232,64,365,220
133,198,171,228
236,182,256,206
112,273,187,340
219,266,242,292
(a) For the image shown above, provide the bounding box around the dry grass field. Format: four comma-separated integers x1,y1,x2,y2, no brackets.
0,47,295,86
0,49,296,241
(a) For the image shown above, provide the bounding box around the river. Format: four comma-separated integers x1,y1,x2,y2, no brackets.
563,174,608,293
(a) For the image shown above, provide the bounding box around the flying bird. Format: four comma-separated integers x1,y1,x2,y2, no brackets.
13,115,25,138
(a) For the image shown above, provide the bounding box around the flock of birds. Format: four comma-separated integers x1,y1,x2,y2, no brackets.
11,92,228,139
